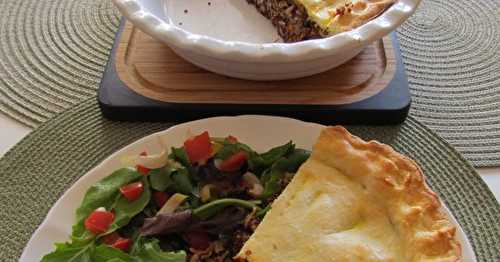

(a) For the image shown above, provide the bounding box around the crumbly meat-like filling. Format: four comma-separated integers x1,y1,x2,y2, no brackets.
246,0,326,42
187,210,262,262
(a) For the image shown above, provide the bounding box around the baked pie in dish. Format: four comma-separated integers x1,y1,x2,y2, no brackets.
247,0,396,42
113,0,421,80
237,126,461,261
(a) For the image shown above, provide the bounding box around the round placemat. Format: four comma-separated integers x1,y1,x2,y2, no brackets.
0,0,119,127
1,1,500,164
397,0,500,167
0,98,498,261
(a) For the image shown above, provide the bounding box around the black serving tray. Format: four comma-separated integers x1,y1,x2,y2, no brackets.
98,20,411,125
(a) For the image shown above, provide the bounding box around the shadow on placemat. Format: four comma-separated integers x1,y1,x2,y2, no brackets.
0,98,499,261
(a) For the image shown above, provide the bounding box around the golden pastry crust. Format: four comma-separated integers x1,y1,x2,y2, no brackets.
236,126,461,262
314,126,462,261
327,0,397,34
294,0,396,35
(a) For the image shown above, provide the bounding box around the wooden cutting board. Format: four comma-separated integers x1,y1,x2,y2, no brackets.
98,20,411,124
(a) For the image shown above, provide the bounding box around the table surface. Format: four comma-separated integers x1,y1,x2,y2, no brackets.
2,112,499,201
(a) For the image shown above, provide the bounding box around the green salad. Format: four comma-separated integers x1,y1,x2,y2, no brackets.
41,131,310,262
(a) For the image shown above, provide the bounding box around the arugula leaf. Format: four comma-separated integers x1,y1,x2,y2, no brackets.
129,233,144,256
41,241,94,262
170,168,193,195
247,156,265,174
259,169,271,184
214,139,269,175
260,157,289,184
148,167,173,191
169,147,200,179
214,139,295,175
42,237,185,262
256,204,272,218
214,144,238,160
133,238,186,262
72,168,142,240
259,149,309,199
285,149,310,172
188,195,202,209
92,245,134,262
215,139,255,160
259,168,284,200
248,141,295,175
193,198,261,220
269,157,292,172
260,141,294,166
108,176,151,234
169,147,190,167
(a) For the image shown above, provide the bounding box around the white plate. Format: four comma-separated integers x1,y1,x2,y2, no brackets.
20,115,476,261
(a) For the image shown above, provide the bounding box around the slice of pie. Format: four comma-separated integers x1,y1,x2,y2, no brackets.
236,126,461,261
246,0,396,42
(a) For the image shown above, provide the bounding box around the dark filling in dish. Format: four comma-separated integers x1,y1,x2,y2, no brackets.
246,0,326,42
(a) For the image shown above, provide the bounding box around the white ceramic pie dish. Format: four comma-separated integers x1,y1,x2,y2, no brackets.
113,0,421,80
20,116,475,261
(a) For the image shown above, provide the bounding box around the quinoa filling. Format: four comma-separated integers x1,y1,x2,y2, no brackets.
246,0,327,43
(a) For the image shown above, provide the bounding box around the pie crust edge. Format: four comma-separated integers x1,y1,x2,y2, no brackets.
312,126,462,261
326,0,397,34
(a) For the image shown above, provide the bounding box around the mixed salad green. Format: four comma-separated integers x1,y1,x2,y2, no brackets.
41,131,310,262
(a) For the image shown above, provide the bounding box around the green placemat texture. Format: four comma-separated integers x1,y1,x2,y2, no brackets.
0,0,119,126
0,0,499,165
0,98,499,261
397,0,500,167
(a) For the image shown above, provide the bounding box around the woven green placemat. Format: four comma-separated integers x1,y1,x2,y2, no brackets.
397,0,500,167
0,0,119,127
0,0,499,165
0,98,499,261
